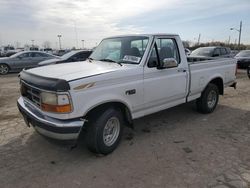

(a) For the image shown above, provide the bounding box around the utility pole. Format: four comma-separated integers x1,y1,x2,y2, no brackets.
228,36,231,44
230,21,242,49
197,34,201,45
57,35,62,49
238,20,242,48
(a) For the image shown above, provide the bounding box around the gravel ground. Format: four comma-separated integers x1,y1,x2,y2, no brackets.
0,70,250,188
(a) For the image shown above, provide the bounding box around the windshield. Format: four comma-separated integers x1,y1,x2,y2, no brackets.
60,51,77,59
191,47,214,57
235,50,250,57
10,52,23,58
90,36,149,64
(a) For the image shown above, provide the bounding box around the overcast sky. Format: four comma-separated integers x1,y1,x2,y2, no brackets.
0,0,249,49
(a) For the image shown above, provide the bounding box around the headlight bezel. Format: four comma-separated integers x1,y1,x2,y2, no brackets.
40,91,73,113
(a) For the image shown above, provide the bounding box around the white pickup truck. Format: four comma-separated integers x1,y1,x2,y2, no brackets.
17,34,237,154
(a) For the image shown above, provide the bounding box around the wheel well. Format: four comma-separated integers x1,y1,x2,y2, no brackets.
209,77,224,95
84,102,133,128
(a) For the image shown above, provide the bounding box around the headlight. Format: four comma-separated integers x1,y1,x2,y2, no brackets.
40,92,72,113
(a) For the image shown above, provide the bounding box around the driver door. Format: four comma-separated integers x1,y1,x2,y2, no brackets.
143,37,187,114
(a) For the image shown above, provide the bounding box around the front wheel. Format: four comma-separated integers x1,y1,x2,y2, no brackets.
86,108,124,155
196,83,219,114
0,64,9,75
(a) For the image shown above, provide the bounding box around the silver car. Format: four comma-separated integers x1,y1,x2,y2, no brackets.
0,51,58,75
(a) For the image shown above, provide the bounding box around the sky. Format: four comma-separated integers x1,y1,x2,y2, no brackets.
0,0,249,49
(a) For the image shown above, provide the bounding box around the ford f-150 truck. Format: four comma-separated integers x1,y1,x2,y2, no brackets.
17,34,237,155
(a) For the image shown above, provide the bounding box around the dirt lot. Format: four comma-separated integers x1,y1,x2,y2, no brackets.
0,70,250,188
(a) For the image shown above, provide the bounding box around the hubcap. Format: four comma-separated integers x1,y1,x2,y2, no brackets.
103,117,120,146
0,65,8,74
207,90,217,109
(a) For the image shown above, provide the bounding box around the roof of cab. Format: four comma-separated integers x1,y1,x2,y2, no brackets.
104,33,179,39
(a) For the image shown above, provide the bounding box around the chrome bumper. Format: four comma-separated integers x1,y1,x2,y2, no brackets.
17,97,85,140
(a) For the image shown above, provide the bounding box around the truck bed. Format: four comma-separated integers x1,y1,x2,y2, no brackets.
187,58,237,101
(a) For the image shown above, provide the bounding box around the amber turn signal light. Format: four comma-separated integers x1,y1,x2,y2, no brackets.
41,103,72,113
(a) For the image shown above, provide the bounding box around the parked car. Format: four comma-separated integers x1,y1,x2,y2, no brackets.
0,51,57,75
38,50,92,66
1,46,17,57
53,49,70,56
190,46,232,58
234,50,250,69
17,34,237,155
42,48,53,54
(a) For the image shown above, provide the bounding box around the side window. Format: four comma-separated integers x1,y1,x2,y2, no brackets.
214,48,220,56
39,53,49,57
73,52,88,61
226,48,231,54
32,53,43,57
156,38,180,64
18,53,29,58
220,48,227,55
147,38,180,68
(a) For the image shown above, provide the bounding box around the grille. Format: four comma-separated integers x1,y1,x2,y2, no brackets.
21,82,41,107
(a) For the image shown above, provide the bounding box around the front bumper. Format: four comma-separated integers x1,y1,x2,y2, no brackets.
17,97,85,140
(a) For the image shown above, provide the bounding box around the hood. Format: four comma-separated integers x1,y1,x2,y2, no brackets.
26,60,131,81
38,58,61,66
235,56,250,60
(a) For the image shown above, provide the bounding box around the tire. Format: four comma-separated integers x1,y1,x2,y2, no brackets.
196,83,219,114
86,107,124,155
0,64,9,75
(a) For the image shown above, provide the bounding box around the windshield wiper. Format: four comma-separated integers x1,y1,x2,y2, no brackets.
99,59,122,66
117,60,138,65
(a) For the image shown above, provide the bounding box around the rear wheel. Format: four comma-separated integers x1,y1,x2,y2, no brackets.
0,64,9,75
86,107,124,155
196,83,219,113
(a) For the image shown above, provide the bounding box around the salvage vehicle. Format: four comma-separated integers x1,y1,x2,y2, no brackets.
0,51,57,75
17,34,237,155
190,46,232,58
38,50,92,66
235,50,250,69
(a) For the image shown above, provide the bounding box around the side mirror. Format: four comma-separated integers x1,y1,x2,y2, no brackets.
17,56,22,59
158,58,178,69
213,53,219,57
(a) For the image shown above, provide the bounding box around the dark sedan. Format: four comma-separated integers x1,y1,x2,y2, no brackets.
0,51,57,75
38,50,92,66
190,46,232,58
235,50,250,69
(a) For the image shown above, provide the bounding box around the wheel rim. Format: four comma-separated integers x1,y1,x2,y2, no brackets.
103,117,120,146
207,90,217,109
0,65,8,74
